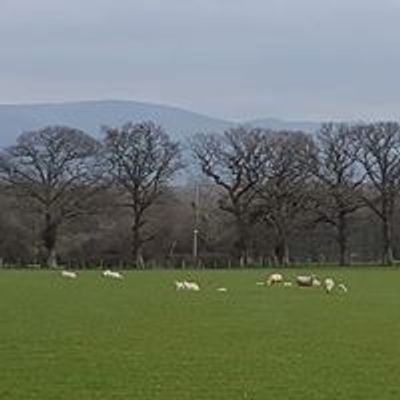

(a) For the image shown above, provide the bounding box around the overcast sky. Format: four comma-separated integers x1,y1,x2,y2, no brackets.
1,0,400,121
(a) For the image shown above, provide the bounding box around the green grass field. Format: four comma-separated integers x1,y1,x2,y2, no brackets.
0,269,399,400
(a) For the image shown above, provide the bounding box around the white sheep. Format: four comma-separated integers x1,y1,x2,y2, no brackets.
312,278,321,288
174,281,186,290
102,269,124,279
266,273,283,286
337,283,348,293
283,281,293,288
296,275,314,287
324,278,335,293
183,281,200,291
61,270,78,279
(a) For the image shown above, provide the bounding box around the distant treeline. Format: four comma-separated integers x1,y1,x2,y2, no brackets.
0,121,399,268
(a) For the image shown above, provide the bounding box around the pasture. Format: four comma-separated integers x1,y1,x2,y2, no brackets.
0,269,399,399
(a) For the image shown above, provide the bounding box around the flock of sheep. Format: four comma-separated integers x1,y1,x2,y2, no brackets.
61,270,347,294
173,280,228,292
61,271,226,292
265,273,348,293
173,273,348,294
61,269,124,280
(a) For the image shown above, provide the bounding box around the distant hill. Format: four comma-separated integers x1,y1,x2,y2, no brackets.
0,100,320,148
245,117,320,133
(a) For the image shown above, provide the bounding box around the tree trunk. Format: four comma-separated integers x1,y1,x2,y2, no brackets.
382,217,393,265
132,218,144,269
43,211,58,268
337,212,349,266
275,240,289,266
47,248,58,269
236,216,248,267
380,198,394,265
275,226,290,266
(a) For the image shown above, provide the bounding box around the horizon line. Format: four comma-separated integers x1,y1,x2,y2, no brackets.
0,98,331,124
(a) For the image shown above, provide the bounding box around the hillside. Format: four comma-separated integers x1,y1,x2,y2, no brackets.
0,100,320,148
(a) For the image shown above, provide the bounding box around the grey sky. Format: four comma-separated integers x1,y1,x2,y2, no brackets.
1,0,400,120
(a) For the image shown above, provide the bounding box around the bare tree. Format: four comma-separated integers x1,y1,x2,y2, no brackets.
191,126,266,265
310,123,364,265
353,122,400,265
256,131,314,266
103,121,182,267
0,126,101,267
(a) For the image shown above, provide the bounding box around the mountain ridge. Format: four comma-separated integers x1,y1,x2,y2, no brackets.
0,100,321,147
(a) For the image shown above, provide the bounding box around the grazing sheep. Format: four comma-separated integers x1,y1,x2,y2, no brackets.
324,278,335,293
102,269,124,280
183,281,200,291
337,283,348,293
312,278,321,287
174,280,200,291
296,275,314,287
216,287,228,292
174,281,186,290
266,273,283,286
189,282,200,291
61,270,78,279
283,281,293,288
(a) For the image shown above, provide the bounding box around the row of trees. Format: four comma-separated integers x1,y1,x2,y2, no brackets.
1,121,400,267
193,122,400,266
0,123,180,268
